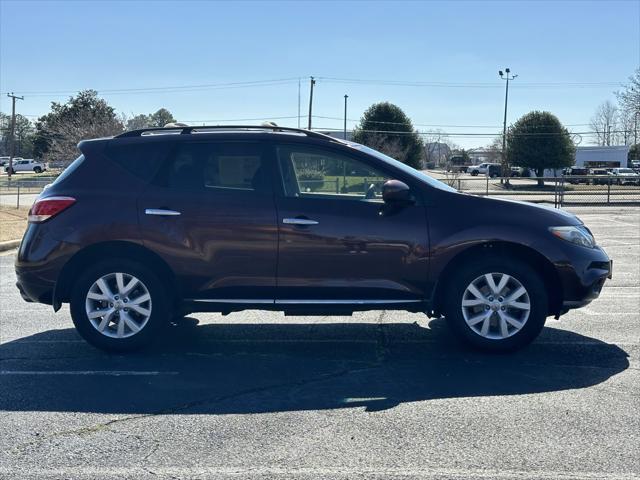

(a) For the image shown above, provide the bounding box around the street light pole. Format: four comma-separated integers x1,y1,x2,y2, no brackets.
307,76,316,130
499,68,517,184
6,93,24,181
343,94,348,140
634,111,638,148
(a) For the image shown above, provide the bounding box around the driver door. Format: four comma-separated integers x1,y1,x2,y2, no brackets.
274,144,429,303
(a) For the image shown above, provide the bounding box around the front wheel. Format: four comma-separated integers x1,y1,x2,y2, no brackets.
33,167,42,173
443,258,547,351
70,259,170,352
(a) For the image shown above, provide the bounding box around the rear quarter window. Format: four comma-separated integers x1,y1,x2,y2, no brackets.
105,141,172,182
51,154,85,186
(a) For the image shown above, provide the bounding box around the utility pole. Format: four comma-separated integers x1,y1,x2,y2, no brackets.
607,124,612,146
499,68,517,185
6,93,24,181
307,76,316,130
343,94,348,140
297,78,301,129
634,111,638,148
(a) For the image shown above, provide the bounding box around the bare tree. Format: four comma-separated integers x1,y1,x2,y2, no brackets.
365,135,415,165
590,101,618,146
616,69,640,119
423,129,452,168
34,91,123,165
617,109,635,146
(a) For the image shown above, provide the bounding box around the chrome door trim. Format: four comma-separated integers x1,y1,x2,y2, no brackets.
187,299,275,304
282,218,319,226
145,208,181,216
275,299,422,305
185,299,422,305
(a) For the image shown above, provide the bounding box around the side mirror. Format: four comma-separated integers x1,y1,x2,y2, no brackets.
382,180,412,204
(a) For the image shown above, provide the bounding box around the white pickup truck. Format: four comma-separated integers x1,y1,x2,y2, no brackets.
4,159,47,174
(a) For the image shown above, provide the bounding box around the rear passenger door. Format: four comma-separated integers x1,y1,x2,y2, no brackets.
138,141,278,302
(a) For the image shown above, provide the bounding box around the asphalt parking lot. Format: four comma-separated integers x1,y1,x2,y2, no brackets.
0,207,638,480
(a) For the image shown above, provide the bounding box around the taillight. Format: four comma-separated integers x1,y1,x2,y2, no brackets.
28,196,76,223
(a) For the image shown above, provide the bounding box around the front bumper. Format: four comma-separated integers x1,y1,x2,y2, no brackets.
557,246,612,312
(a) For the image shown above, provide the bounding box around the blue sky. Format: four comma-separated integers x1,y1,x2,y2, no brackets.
1,0,638,148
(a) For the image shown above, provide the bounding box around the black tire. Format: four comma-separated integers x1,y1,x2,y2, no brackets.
70,258,170,352
443,257,548,352
33,167,42,173
470,170,478,176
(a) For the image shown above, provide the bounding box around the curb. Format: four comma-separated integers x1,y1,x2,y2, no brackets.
0,240,20,252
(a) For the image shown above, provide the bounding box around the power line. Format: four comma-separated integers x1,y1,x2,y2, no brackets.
313,115,591,129
0,78,300,97
313,127,624,138
317,76,625,89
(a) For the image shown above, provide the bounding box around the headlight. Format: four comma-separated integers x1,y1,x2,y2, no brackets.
549,226,596,248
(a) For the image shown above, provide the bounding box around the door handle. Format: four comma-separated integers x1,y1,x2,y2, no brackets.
145,208,181,216
282,217,319,226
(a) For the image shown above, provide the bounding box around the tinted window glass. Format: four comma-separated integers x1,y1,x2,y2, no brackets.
106,141,171,181
52,155,85,186
277,145,390,201
164,142,270,193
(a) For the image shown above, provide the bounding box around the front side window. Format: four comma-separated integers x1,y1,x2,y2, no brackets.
164,142,270,193
277,145,390,201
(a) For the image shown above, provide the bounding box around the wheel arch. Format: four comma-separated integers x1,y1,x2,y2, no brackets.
431,241,563,317
54,240,176,311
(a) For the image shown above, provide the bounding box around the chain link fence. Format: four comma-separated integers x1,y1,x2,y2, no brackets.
439,175,640,207
0,179,52,209
1,174,639,210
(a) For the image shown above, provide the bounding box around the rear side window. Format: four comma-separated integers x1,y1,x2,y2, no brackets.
159,142,271,193
106,141,171,182
51,154,85,185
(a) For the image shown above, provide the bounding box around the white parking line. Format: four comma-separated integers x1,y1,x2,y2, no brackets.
0,370,178,376
0,466,636,480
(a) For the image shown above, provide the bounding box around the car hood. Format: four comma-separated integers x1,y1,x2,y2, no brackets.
447,191,581,227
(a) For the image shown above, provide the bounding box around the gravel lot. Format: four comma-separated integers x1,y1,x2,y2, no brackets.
0,207,638,480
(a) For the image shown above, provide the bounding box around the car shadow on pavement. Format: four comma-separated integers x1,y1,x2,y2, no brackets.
0,318,629,415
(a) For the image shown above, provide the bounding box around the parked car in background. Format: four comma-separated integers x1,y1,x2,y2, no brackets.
564,166,591,184
0,156,10,167
590,169,611,185
486,164,503,178
510,166,528,177
468,162,500,176
16,125,612,353
608,168,640,185
4,159,47,174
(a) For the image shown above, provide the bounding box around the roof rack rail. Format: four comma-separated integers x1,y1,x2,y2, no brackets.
116,124,343,142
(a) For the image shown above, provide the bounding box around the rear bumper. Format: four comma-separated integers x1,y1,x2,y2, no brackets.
15,225,78,307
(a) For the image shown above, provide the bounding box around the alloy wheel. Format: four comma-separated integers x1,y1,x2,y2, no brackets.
461,272,531,340
85,272,152,339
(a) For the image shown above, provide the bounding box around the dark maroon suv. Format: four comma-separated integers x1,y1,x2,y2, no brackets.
16,125,612,352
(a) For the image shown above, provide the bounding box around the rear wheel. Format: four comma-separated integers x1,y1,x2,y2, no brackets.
443,257,547,351
70,259,170,352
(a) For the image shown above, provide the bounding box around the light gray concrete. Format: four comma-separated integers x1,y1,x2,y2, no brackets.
1,207,638,479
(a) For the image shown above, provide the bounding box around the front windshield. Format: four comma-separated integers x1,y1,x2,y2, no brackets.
346,142,457,193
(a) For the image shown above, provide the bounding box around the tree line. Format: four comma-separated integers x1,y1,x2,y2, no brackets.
0,90,177,164
2,68,638,173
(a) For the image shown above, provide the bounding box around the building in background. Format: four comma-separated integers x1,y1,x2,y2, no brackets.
574,146,630,169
